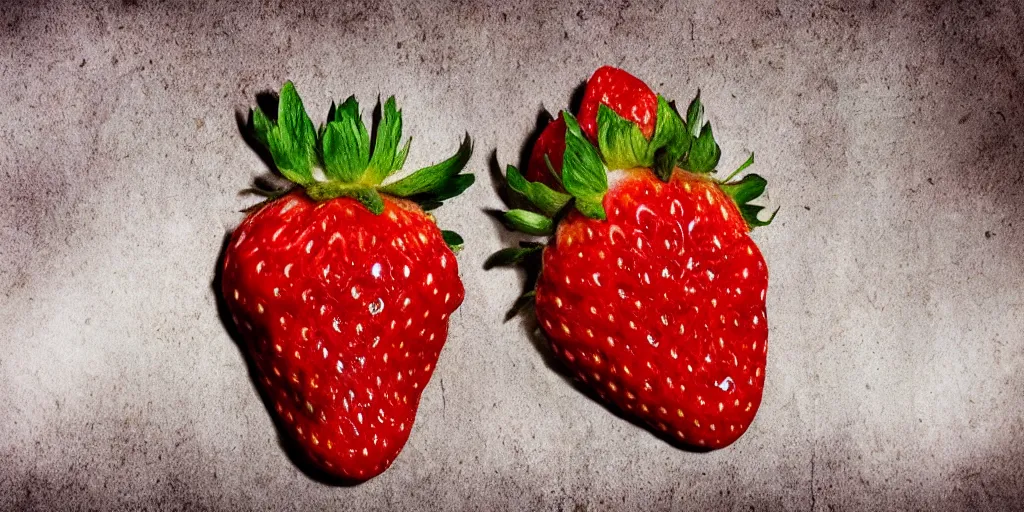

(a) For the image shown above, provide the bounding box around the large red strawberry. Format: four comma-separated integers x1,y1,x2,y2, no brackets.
490,68,776,449
525,66,657,189
222,82,473,481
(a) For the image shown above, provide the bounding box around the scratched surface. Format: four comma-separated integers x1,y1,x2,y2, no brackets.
1,0,1023,509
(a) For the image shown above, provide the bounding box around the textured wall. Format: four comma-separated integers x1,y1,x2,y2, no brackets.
1,0,1023,509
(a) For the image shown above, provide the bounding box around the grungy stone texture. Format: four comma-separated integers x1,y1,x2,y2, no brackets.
1,0,1023,509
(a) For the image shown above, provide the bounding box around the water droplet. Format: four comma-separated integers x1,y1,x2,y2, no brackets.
368,298,384,316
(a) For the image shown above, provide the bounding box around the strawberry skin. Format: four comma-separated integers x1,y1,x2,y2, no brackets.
534,170,767,448
524,116,567,191
577,66,658,142
223,191,464,480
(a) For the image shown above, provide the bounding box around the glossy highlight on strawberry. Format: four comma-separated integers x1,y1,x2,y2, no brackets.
223,81,473,481
491,67,776,450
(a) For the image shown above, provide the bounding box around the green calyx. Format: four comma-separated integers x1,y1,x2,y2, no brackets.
500,89,775,231
247,81,474,248
719,154,779,228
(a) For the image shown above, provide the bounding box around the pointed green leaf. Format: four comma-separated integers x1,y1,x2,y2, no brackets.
685,90,704,138
427,173,475,202
441,230,464,251
265,81,318,185
739,204,779,228
506,165,571,217
504,209,554,236
321,105,372,183
484,246,543,269
381,134,472,197
560,113,607,219
402,174,475,211
720,173,776,229
648,96,690,181
596,104,652,170
250,107,272,148
333,96,360,124
720,173,767,204
723,152,755,183
685,122,721,173
320,96,370,182
365,96,405,184
394,137,412,172
574,198,606,220
408,173,476,211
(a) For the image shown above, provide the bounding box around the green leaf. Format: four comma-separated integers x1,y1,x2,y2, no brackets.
484,246,543,269
560,113,607,219
574,198,606,220
403,173,475,211
408,173,476,211
305,182,385,214
381,134,472,197
720,173,777,229
596,104,652,170
394,137,412,172
504,209,554,236
720,173,767,204
321,100,374,183
685,90,704,138
427,173,476,202
739,204,779,228
250,107,272,148
365,96,405,184
265,81,318,185
722,152,755,183
441,230,464,251
685,122,721,173
506,165,571,217
648,96,689,182
321,96,370,182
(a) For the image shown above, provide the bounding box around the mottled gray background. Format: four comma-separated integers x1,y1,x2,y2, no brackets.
1,0,1022,509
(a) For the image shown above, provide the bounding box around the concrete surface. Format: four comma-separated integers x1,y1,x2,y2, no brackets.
2,0,1023,509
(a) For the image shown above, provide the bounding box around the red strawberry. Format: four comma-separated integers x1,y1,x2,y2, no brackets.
524,67,657,189
223,82,473,481
492,69,776,449
577,66,658,141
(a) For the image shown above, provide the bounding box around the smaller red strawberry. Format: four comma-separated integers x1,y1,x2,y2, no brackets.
525,67,658,190
577,66,658,141
223,82,473,482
